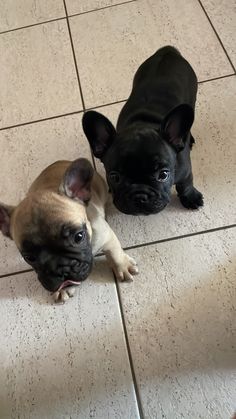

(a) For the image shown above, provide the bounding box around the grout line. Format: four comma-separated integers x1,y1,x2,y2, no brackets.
0,110,83,131
198,73,235,84
1,224,235,280
85,98,128,111
123,224,236,252
0,0,234,81
0,74,235,132
114,273,144,419
68,0,137,19
63,0,86,110
86,73,236,111
197,0,236,73
0,268,33,279
0,1,137,36
0,16,66,35
0,101,127,132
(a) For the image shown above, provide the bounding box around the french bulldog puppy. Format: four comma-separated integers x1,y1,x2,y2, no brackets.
0,159,138,303
82,46,203,215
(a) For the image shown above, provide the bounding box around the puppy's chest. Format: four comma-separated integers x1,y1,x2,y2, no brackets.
87,201,107,256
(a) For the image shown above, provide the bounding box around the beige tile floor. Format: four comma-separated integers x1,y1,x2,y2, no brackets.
0,0,235,418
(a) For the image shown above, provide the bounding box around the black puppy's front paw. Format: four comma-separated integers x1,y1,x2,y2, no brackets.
179,188,204,209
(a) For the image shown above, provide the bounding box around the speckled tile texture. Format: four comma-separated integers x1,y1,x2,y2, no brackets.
0,21,82,128
0,0,65,32
119,229,236,418
69,0,233,107
201,0,236,68
0,259,139,419
0,0,235,417
66,0,134,15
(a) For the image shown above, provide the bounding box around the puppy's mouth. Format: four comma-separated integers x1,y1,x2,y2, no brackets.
113,189,169,215
56,279,81,292
37,259,93,292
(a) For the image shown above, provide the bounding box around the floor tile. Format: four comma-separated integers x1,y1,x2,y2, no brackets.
0,260,139,419
201,0,236,69
70,0,233,108
0,21,82,128
119,228,236,418
0,114,90,276
92,76,236,248
66,0,134,15
0,0,65,32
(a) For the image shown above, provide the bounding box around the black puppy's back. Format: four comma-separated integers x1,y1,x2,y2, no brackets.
117,46,197,131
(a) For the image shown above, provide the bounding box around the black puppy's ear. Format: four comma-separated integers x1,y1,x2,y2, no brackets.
0,202,15,238
60,158,94,203
82,111,116,159
161,104,194,151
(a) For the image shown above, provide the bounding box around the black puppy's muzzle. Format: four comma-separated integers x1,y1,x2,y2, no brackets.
114,186,170,215
36,252,93,292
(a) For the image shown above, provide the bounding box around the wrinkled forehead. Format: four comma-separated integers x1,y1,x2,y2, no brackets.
11,193,88,248
107,130,173,172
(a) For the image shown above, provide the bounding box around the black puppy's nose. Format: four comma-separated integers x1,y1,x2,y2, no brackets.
135,193,149,204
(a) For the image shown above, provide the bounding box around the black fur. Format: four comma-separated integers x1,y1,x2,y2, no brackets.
83,46,203,215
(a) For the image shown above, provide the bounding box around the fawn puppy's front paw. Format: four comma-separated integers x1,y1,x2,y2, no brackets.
53,286,77,304
112,254,139,282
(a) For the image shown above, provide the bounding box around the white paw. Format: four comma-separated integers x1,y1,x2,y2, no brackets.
53,286,77,304
113,254,139,282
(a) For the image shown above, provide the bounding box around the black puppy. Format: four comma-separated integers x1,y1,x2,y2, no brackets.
83,46,203,215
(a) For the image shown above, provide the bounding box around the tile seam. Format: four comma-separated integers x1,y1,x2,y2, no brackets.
124,224,236,251
197,0,236,73
114,273,145,419
0,16,66,35
0,0,137,35
0,110,83,131
63,0,85,110
68,0,137,19
0,74,235,132
1,224,235,279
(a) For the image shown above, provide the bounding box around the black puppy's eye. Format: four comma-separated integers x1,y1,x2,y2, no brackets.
24,254,37,264
109,171,121,185
74,231,84,243
158,170,170,182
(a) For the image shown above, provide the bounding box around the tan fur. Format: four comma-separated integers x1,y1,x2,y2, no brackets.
11,161,104,247
6,160,138,302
